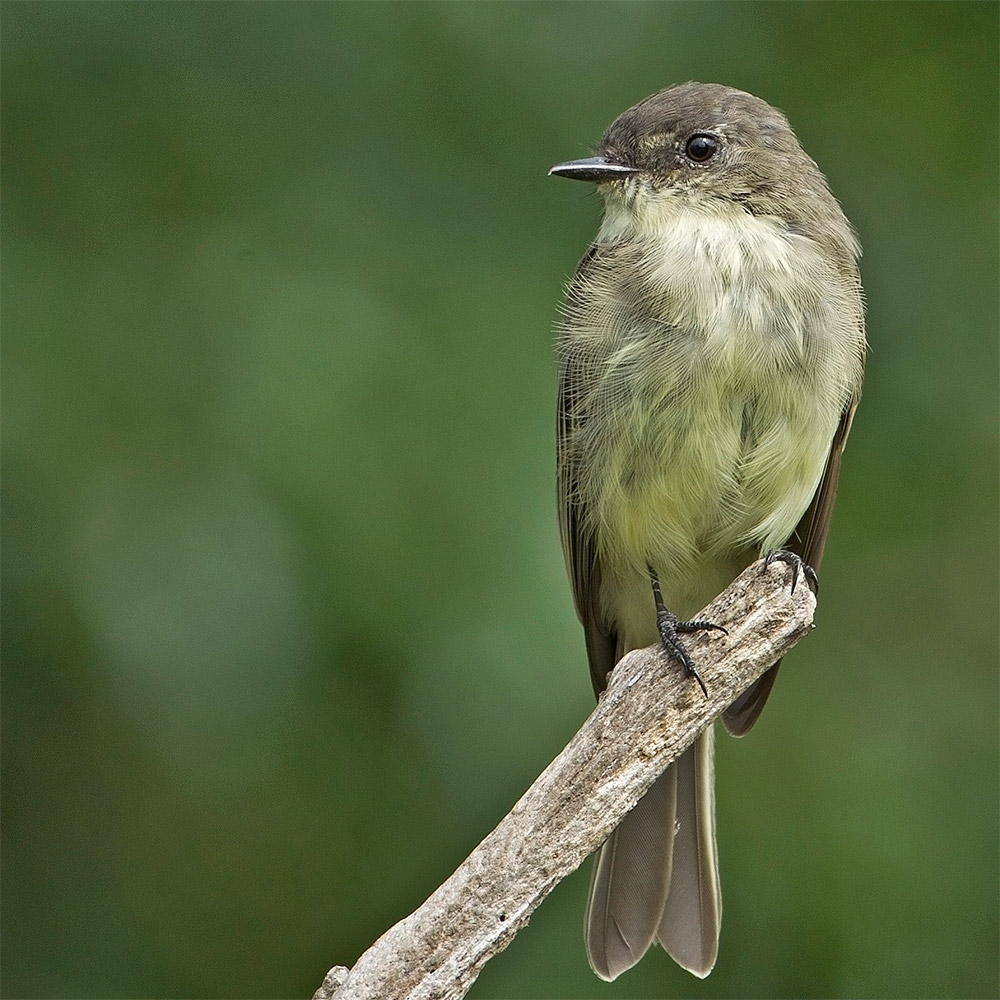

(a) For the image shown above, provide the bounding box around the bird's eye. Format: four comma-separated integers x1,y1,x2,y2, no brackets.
685,134,720,163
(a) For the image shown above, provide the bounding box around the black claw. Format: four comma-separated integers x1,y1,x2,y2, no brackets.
648,567,722,699
763,550,819,594
675,619,729,637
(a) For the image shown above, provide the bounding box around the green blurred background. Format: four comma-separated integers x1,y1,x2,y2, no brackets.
3,3,997,998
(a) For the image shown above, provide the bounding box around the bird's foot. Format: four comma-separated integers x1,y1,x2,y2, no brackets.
655,610,728,698
649,567,727,699
762,550,819,594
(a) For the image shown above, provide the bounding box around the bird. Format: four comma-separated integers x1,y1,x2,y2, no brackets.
550,82,865,981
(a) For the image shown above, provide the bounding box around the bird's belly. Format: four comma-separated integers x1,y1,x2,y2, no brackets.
584,375,836,641
563,216,860,645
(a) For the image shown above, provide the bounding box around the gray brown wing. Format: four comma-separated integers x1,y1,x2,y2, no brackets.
722,394,860,736
557,247,617,695
557,353,617,696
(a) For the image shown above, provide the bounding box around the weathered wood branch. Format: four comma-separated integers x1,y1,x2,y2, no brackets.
316,558,816,1000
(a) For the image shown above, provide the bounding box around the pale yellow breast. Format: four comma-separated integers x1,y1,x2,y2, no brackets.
564,194,862,640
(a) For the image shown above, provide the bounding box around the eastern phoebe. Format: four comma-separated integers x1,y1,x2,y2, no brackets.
551,82,865,980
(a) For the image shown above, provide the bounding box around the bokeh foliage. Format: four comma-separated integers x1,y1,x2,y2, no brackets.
2,3,997,998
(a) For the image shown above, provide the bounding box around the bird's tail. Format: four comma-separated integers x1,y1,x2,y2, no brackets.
584,729,721,980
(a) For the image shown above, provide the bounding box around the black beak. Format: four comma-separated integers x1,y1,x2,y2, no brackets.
548,156,638,183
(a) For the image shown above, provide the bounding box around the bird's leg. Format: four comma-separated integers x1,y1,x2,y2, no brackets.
762,550,819,594
648,567,728,699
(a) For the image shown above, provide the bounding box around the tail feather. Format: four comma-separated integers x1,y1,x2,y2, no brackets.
656,729,722,977
584,764,677,980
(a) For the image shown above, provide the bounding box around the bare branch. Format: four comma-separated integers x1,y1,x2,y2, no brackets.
317,558,816,1000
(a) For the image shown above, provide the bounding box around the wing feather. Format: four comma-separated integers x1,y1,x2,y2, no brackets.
722,393,860,736
556,272,618,694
